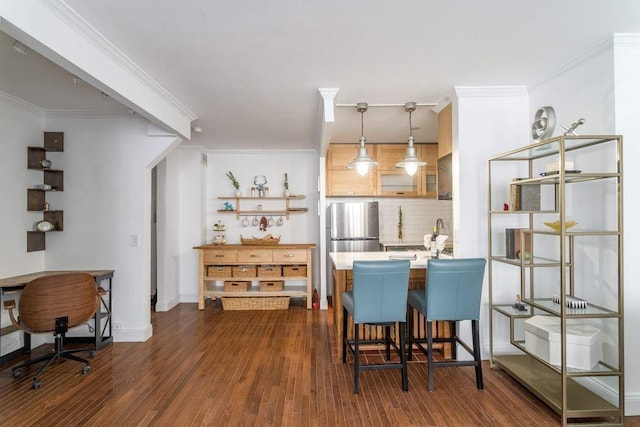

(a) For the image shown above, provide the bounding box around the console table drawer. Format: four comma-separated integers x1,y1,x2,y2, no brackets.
273,249,307,263
204,250,238,263
238,249,272,263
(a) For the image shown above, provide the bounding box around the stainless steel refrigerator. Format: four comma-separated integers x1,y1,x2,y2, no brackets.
329,201,380,252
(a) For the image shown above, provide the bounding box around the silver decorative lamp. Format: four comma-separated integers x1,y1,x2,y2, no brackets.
395,102,426,176
347,103,377,176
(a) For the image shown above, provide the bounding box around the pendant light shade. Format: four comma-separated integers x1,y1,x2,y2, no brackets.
395,102,426,176
347,103,377,176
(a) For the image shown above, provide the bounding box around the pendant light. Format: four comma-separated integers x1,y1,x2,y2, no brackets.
395,102,426,176
348,102,377,176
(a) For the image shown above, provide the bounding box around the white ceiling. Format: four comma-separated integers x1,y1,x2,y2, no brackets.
2,1,640,150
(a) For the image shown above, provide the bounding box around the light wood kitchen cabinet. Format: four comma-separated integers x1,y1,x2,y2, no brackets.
376,143,438,197
420,144,438,198
326,143,439,197
437,103,452,159
326,144,376,196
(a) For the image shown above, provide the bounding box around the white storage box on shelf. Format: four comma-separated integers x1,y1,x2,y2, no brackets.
524,315,602,370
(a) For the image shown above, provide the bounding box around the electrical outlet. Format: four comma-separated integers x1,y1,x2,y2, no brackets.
130,234,139,247
114,322,122,330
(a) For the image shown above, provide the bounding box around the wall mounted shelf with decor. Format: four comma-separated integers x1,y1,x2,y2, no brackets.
216,196,307,220
26,132,64,252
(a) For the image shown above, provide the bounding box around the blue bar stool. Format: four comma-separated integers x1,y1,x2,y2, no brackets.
407,258,486,391
342,259,411,394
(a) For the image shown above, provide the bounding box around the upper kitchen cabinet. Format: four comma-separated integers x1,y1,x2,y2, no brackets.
376,143,438,198
376,144,419,196
326,144,376,196
326,143,437,198
437,104,452,159
420,144,438,198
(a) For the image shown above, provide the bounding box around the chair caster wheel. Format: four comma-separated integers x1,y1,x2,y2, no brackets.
12,369,23,378
32,379,42,389
82,365,90,374
89,350,97,358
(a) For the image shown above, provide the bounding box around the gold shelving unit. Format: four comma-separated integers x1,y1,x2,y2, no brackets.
487,135,624,426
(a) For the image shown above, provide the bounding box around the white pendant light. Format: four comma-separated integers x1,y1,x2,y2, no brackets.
395,102,426,176
347,103,377,176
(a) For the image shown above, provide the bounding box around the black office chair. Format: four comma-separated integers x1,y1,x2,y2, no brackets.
407,258,486,391
342,259,411,394
3,273,105,389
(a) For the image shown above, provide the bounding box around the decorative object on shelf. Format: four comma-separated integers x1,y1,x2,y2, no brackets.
531,106,556,141
223,201,234,211
240,234,281,245
36,220,54,232
254,175,268,197
225,171,241,196
40,159,52,169
552,294,588,309
544,220,578,232
212,220,226,244
560,117,586,136
283,172,291,197
395,102,426,176
513,294,527,312
347,102,377,176
397,206,403,240
259,216,268,231
43,201,50,211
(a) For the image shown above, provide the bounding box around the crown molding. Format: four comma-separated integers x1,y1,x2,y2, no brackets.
44,109,138,119
454,86,528,98
531,36,613,89
613,33,640,50
36,0,197,122
0,90,45,116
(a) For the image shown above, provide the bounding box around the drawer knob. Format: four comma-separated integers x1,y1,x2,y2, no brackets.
215,254,224,258
284,253,294,258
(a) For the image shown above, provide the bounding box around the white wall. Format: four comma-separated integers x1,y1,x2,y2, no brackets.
41,115,178,342
0,97,46,355
158,149,322,310
453,86,531,360
612,34,640,415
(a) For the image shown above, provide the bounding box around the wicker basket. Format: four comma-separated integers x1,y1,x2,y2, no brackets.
221,296,290,310
232,265,257,277
283,265,307,277
257,265,282,277
207,266,231,278
241,234,280,245
223,281,251,292
259,280,284,291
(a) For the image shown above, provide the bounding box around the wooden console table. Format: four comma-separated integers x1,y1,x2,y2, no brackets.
193,244,315,310
0,270,114,365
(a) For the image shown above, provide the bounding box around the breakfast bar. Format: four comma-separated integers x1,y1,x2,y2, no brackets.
330,251,452,360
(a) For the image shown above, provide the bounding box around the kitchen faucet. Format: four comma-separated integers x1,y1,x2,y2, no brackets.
436,218,446,235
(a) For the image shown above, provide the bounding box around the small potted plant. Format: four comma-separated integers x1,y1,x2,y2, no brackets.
283,172,291,197
226,171,241,197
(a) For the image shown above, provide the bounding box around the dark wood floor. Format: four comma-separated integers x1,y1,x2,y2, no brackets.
0,301,635,426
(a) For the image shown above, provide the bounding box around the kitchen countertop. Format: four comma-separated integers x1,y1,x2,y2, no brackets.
329,251,452,270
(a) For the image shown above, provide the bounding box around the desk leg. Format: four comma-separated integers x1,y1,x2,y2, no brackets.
95,276,113,350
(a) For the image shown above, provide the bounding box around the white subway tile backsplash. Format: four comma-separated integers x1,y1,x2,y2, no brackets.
378,199,453,243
